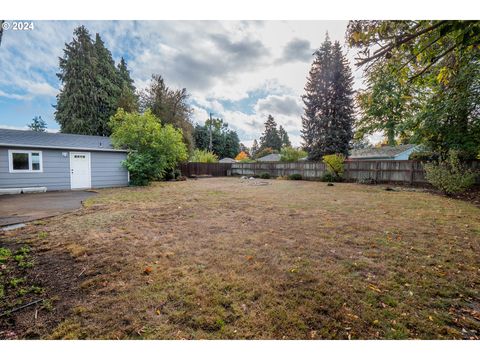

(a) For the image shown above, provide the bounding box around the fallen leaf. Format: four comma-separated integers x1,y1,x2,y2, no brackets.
144,266,153,275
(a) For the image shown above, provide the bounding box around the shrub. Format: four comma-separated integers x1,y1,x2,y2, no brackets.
163,168,181,181
321,173,339,182
259,172,271,179
110,109,188,186
424,150,477,195
189,149,219,163
280,147,308,162
322,154,345,179
288,173,302,180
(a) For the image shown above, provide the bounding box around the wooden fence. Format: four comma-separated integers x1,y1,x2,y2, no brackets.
179,162,232,177
179,160,480,185
231,160,480,185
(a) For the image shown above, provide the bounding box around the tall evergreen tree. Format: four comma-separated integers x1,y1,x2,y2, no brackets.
28,116,47,132
117,57,139,113
301,35,354,160
251,139,259,157
259,115,282,151
55,26,99,135
93,33,122,136
278,125,291,148
55,26,129,136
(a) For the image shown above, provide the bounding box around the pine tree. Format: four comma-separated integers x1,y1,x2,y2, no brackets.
55,26,99,135
259,115,282,151
279,125,291,148
93,33,122,136
251,139,259,157
28,116,47,132
301,35,354,160
55,26,129,136
117,57,139,113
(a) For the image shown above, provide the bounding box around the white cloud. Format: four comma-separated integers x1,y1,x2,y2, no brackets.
0,20,364,144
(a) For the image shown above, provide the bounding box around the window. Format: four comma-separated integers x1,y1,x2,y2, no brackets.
8,150,43,173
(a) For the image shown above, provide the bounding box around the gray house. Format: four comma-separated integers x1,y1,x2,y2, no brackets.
349,144,418,161
0,129,129,193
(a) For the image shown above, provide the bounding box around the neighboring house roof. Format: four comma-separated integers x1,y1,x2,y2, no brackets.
219,157,237,163
349,144,416,160
0,128,127,152
256,153,281,162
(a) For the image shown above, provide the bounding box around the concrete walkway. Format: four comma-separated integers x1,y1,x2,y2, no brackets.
0,191,97,227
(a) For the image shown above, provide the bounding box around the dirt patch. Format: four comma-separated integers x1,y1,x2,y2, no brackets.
1,178,479,339
0,226,85,339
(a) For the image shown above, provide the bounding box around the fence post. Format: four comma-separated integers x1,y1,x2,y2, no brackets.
375,161,380,182
409,161,414,185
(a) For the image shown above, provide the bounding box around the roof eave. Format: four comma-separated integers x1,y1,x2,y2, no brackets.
0,143,128,152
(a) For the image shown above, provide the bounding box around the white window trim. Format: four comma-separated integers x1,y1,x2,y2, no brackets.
8,149,43,173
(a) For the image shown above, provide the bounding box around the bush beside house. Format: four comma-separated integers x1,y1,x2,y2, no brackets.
109,109,187,185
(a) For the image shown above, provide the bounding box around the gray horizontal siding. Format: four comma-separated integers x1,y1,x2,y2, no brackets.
1,147,128,191
91,151,128,188
0,147,70,191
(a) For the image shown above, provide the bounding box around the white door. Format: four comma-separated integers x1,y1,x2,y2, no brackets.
70,152,91,189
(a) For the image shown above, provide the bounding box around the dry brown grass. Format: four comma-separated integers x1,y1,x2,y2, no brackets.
1,178,479,339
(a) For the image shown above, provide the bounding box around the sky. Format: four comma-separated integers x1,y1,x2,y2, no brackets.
0,20,370,147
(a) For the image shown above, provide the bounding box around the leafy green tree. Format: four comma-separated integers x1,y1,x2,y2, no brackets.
27,116,47,132
193,118,240,159
347,21,480,158
356,64,414,146
140,74,194,151
109,109,187,185
260,115,282,151
346,20,480,81
301,35,354,160
278,125,291,148
414,52,480,158
280,147,307,162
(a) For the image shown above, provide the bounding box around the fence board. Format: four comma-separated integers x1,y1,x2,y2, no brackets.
179,162,232,177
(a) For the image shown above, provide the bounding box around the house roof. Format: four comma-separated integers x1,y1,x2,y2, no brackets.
219,157,237,163
349,144,416,159
0,128,127,152
256,153,281,162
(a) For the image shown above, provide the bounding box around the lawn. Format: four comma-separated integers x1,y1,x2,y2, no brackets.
1,178,479,339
